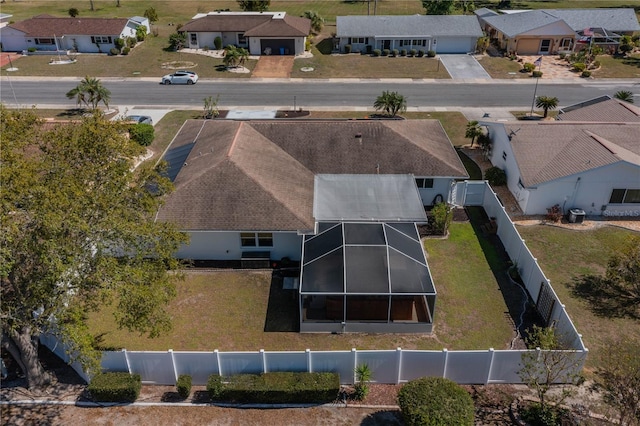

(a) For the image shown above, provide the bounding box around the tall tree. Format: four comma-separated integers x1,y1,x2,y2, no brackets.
66,76,111,111
237,0,270,12
0,107,187,389
422,0,455,15
595,338,640,426
535,96,559,118
614,90,634,104
303,10,324,34
465,120,483,147
373,90,407,117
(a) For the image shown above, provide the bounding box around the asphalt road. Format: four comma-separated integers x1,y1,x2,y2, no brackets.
1,77,638,110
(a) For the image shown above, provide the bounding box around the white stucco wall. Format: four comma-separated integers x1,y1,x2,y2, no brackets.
417,177,456,206
0,27,27,51
176,230,303,261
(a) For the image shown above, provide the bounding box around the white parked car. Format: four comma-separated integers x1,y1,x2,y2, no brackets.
161,70,198,85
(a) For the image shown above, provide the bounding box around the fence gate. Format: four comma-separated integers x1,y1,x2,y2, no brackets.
450,181,486,207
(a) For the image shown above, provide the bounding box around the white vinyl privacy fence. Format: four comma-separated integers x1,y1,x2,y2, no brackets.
42,181,587,386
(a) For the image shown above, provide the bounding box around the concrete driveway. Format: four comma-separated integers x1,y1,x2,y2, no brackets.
439,54,491,80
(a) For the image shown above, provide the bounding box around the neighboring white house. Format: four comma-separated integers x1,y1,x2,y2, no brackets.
483,121,640,217
178,11,310,56
0,14,150,53
155,120,468,262
0,13,12,29
336,15,483,54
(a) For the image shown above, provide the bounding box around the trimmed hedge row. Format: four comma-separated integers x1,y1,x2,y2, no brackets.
88,372,141,402
206,372,340,403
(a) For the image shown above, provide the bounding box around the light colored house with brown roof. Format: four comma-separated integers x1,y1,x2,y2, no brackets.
483,121,640,217
179,11,310,55
558,95,640,123
0,14,149,53
156,119,468,261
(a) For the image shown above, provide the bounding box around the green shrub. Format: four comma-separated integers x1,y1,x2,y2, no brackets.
129,123,155,146
109,47,120,56
382,49,390,56
559,53,566,59
214,36,222,50
409,49,417,57
135,25,147,42
203,45,210,51
572,62,586,72
176,374,192,399
427,50,436,57
431,202,453,235
484,166,507,186
207,375,224,400
88,372,141,402
619,43,634,54
592,60,600,68
397,377,474,426
391,49,399,57
114,38,125,49
417,50,424,57
372,49,381,57
27,47,37,53
522,62,535,72
210,372,340,404
581,70,591,78
521,402,563,426
532,70,543,78
127,37,137,48
400,49,407,57
344,44,352,54
122,46,130,55
354,364,372,401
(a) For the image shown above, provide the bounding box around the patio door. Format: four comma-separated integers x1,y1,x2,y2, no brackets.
382,40,391,50
539,39,551,54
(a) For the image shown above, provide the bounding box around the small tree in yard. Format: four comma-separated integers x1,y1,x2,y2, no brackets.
614,90,634,104
143,7,158,23
0,107,187,389
535,96,559,118
518,325,585,424
373,90,407,117
431,202,452,235
303,10,324,34
353,363,371,400
465,120,483,147
65,76,111,111
595,338,640,426
203,95,220,119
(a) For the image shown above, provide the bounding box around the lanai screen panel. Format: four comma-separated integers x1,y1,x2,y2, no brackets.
388,249,434,293
345,245,389,293
385,224,426,265
301,247,344,293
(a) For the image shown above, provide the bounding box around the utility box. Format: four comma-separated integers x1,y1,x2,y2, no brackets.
568,208,586,223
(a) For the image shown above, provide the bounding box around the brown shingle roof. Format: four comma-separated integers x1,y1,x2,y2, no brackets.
9,14,128,37
504,122,640,187
179,12,310,37
156,120,467,231
557,98,640,123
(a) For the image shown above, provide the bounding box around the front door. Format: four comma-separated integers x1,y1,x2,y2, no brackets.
539,39,551,53
382,40,391,50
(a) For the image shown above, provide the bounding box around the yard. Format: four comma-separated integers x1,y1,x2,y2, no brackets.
86,221,516,352
516,225,640,373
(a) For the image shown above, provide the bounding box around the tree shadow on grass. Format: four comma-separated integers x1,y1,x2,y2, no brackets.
571,275,640,320
360,410,403,426
621,56,640,68
263,273,299,332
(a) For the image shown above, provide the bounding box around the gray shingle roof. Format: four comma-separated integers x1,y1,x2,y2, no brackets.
503,122,640,187
7,14,129,37
156,120,468,231
558,97,640,123
541,8,640,32
336,15,483,38
482,10,564,38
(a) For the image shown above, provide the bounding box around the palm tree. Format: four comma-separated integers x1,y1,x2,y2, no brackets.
373,90,407,117
614,90,634,104
223,45,248,68
465,121,483,147
303,10,324,34
65,76,111,111
535,96,559,118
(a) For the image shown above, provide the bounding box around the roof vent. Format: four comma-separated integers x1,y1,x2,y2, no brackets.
355,133,362,138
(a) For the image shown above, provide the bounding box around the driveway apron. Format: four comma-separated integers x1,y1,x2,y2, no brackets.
439,54,491,80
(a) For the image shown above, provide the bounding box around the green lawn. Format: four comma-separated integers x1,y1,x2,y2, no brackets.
86,222,515,352
476,56,529,79
516,225,640,373
591,54,640,79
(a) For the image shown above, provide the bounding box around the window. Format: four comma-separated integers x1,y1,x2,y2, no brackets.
349,37,366,44
502,151,507,160
190,33,197,44
238,33,246,44
241,232,273,247
399,39,411,46
412,39,424,46
91,36,112,44
415,178,434,189
35,38,55,45
609,189,640,204
560,38,572,48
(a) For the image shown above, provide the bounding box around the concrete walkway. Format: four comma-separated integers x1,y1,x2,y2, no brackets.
439,54,491,79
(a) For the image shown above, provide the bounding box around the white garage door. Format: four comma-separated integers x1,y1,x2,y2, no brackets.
436,37,474,54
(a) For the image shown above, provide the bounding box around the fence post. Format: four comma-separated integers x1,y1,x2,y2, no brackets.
396,348,402,384
485,348,495,385
260,349,266,373
442,349,449,379
352,348,357,385
214,349,221,377
169,349,178,383
122,349,132,374
306,349,312,373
